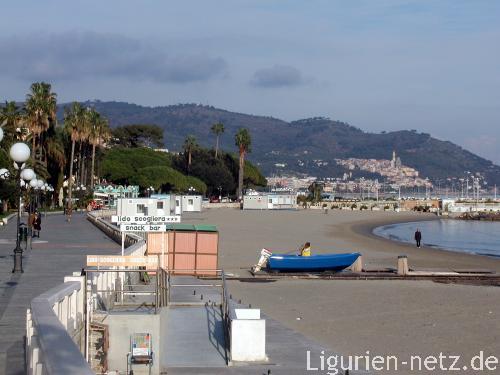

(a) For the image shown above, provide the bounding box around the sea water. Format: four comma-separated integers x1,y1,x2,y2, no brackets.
373,219,500,258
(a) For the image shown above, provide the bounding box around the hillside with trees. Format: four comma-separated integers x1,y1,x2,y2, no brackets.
1,84,268,215
64,101,500,185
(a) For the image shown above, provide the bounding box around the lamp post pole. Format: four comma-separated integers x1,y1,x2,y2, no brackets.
9,143,32,273
13,166,24,273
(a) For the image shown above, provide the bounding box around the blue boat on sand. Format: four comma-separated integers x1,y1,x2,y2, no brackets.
267,252,361,272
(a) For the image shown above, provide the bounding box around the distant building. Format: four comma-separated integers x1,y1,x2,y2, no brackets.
174,195,203,214
442,199,500,213
93,184,140,208
243,192,297,210
117,196,176,217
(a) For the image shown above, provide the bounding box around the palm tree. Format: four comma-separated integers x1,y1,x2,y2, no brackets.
211,122,224,158
234,128,252,200
24,82,57,162
88,109,110,189
0,101,24,145
183,135,198,172
77,109,93,186
64,102,85,217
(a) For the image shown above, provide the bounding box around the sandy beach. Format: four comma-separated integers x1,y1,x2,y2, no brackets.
184,208,500,274
183,209,500,374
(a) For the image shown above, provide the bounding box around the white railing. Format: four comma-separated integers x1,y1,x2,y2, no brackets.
26,213,147,375
26,275,92,375
87,240,147,311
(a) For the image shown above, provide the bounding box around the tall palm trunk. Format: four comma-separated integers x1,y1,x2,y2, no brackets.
68,140,76,212
215,135,220,158
39,132,45,164
32,135,37,163
81,148,86,186
237,150,245,200
77,142,83,186
91,143,96,189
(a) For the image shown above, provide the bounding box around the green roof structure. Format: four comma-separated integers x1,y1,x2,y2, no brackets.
165,223,218,232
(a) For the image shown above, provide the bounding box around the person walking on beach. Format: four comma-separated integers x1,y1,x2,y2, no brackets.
414,229,422,248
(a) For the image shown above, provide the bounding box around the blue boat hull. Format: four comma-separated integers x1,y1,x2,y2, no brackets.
268,252,360,272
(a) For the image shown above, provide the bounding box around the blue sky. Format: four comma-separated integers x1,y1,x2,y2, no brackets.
1,0,499,163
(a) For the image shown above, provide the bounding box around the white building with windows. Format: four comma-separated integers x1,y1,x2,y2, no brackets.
243,192,297,210
174,195,203,214
116,196,176,217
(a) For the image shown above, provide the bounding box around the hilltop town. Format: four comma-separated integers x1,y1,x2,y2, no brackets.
335,151,433,188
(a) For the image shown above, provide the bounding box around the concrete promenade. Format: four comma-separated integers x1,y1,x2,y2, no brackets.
0,213,120,375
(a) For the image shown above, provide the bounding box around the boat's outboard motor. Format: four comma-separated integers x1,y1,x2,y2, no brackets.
252,248,273,272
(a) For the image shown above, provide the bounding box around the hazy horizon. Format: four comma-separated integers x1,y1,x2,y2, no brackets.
1,1,499,163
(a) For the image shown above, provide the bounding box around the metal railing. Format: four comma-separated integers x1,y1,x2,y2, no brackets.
156,267,169,308
86,267,169,314
221,270,233,364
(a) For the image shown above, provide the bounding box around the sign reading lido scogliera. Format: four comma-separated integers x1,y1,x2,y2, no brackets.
86,255,159,267
111,215,181,224
120,224,166,232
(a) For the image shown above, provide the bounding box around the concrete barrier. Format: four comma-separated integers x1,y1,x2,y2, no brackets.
202,202,240,209
26,276,92,375
227,301,267,362
87,211,143,247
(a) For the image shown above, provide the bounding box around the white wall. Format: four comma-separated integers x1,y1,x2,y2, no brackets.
230,308,266,362
117,198,172,217
180,195,202,212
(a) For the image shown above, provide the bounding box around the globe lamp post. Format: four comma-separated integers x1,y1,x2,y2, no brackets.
10,142,31,273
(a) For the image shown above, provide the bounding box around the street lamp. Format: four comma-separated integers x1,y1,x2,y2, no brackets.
0,168,9,179
9,142,31,273
188,186,195,195
21,168,35,182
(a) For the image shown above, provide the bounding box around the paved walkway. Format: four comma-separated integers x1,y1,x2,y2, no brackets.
0,212,120,375
162,306,227,368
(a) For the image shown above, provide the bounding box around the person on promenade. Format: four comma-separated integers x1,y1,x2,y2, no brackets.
33,211,41,238
299,242,312,256
28,211,36,237
414,229,422,248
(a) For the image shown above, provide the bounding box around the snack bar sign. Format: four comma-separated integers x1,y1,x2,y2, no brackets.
87,255,159,267
112,215,181,224
120,224,166,232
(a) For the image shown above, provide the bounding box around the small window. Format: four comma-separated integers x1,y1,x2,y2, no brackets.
269,198,272,204
176,201,180,207
188,199,194,205
137,204,146,214
157,201,164,209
